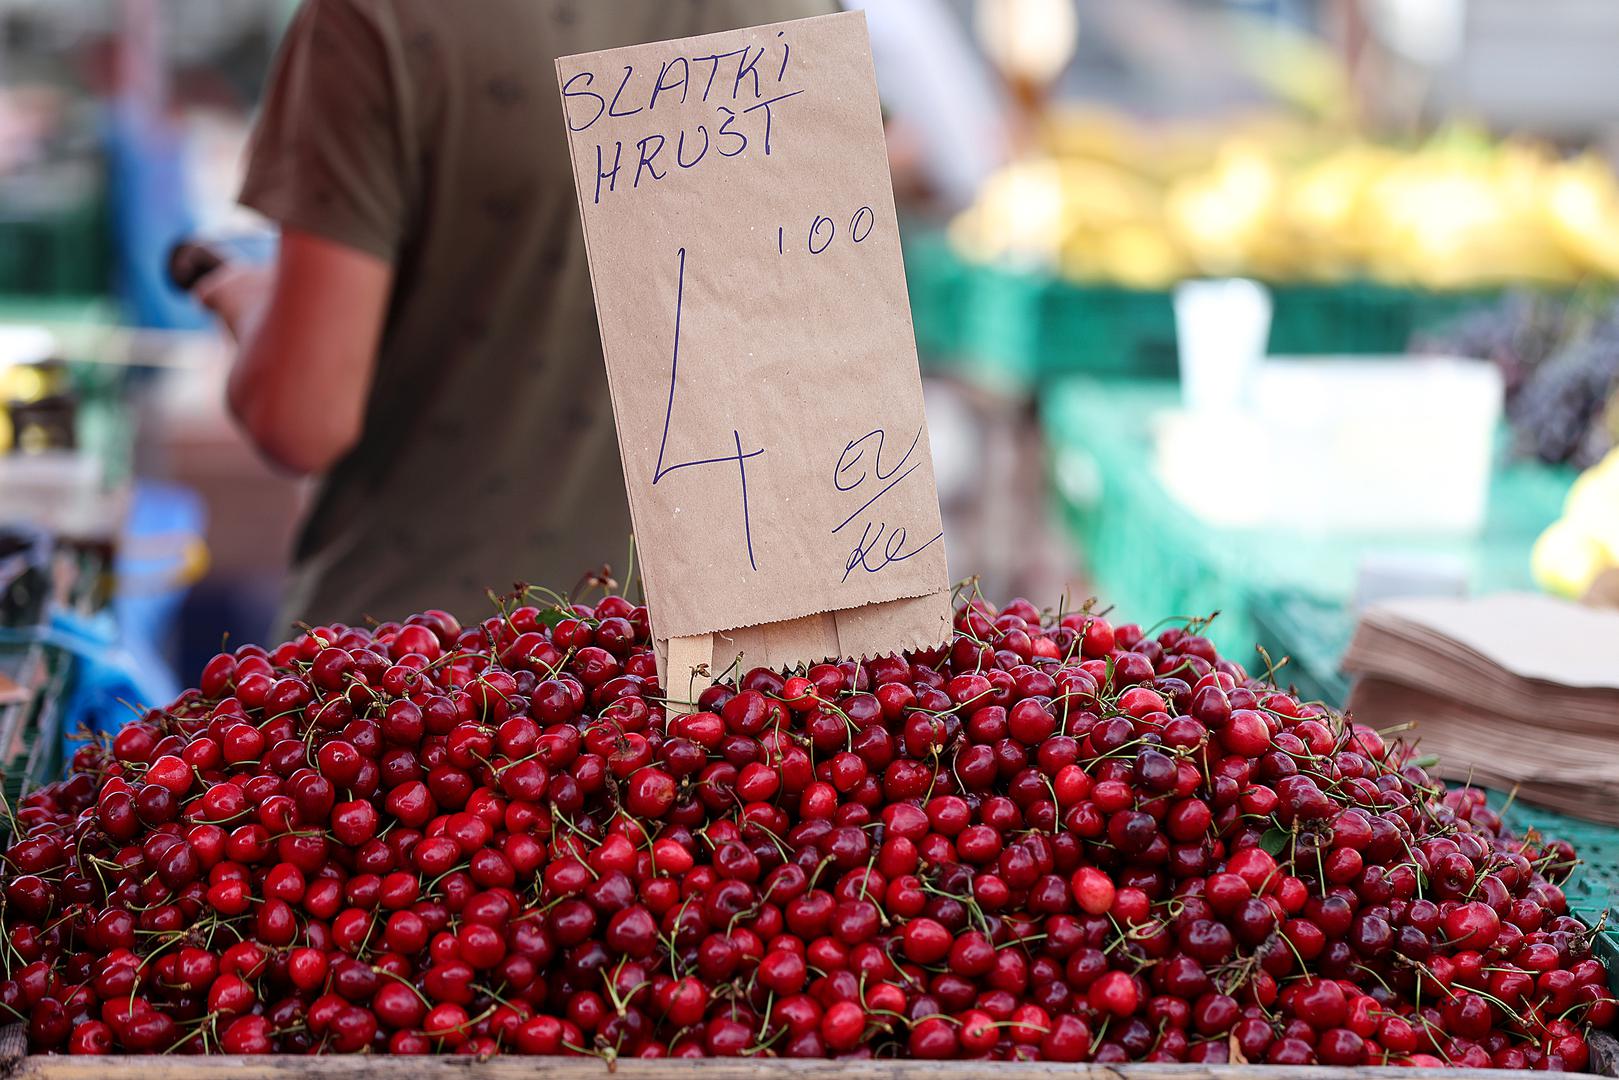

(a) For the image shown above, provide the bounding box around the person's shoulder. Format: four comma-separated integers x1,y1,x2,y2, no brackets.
298,0,402,34
323,0,512,42
287,0,432,60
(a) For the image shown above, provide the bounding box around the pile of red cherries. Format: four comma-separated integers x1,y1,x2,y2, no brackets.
1,592,1610,1065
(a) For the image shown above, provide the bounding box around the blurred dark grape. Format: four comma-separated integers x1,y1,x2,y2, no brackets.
1416,291,1619,468
1508,316,1619,467
1411,291,1574,404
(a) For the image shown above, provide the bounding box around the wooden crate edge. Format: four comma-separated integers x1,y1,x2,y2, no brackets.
4,1057,1614,1080
3,1023,1613,1078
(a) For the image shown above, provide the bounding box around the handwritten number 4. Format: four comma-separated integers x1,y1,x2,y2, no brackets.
653,247,764,571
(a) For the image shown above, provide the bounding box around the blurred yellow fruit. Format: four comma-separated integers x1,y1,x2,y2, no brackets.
1533,519,1610,599
1093,224,1188,290
1165,142,1283,278
1533,448,1619,598
954,112,1619,289
1546,155,1619,279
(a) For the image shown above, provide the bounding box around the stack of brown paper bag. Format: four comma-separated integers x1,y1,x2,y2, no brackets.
1343,593,1619,823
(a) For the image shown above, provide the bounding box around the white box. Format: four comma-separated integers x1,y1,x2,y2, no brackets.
1155,355,1503,536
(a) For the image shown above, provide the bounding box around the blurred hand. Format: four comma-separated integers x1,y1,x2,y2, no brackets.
193,263,274,343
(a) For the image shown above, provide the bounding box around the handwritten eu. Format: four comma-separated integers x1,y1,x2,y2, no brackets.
833,429,944,582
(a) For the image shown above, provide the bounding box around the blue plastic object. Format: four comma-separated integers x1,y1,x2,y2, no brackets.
0,609,175,761
112,481,206,687
104,101,205,329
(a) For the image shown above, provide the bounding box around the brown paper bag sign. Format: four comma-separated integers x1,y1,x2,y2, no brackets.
557,12,951,698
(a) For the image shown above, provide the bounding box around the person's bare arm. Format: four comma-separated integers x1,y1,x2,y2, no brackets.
195,227,393,475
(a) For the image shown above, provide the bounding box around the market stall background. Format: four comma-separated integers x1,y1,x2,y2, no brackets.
3,0,1619,1065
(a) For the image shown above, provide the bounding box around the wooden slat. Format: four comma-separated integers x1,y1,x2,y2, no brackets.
661,634,714,715
8,1059,1612,1080
3,1024,1614,1078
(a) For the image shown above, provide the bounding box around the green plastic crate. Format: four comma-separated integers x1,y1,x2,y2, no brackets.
904,233,1181,392
903,227,971,360
0,640,67,813
1495,798,1619,994
1268,281,1502,356
0,198,110,298
954,266,1179,392
904,227,1520,392
1249,590,1355,707
1041,379,1577,658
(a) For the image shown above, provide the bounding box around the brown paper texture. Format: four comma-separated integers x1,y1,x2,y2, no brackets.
1347,675,1619,824
557,12,949,657
657,586,953,697
713,586,953,670
1363,592,1619,690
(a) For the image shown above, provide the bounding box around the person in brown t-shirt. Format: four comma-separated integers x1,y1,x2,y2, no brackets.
195,0,835,634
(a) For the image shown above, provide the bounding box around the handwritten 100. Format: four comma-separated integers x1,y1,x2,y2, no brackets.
652,245,941,582
778,207,874,256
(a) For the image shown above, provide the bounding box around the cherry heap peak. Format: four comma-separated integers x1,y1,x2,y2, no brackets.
2,591,1610,1064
